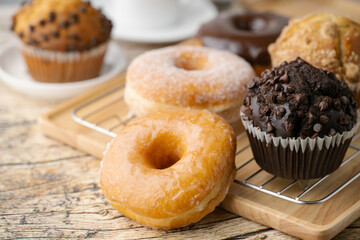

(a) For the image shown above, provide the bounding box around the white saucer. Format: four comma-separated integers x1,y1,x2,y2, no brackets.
111,0,218,43
0,42,126,101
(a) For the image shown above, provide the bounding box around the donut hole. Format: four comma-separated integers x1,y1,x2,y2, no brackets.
174,52,211,71
233,16,267,32
145,133,183,170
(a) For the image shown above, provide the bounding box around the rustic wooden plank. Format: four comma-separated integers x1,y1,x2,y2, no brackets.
0,151,277,239
1,0,360,236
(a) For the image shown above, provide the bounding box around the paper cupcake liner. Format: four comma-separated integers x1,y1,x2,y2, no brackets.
21,42,108,83
241,113,359,179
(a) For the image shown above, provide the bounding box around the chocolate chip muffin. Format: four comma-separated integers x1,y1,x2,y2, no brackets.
11,0,112,83
240,58,359,179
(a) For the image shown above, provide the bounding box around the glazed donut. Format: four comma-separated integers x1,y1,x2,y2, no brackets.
99,108,236,229
196,11,288,75
124,45,255,124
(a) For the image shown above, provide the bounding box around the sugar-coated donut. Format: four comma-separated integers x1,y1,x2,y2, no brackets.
124,45,255,124
99,108,237,229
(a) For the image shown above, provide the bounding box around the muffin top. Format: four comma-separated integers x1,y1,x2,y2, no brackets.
241,58,358,139
268,13,360,84
11,0,112,52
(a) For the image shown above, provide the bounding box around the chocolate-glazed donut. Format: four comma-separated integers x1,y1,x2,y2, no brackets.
196,11,288,67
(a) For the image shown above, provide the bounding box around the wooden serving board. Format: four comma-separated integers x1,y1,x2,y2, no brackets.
39,74,360,240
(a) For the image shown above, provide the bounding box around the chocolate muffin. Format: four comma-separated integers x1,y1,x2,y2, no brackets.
11,0,112,83
240,58,359,179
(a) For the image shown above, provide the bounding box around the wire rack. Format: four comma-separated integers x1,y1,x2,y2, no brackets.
72,83,360,205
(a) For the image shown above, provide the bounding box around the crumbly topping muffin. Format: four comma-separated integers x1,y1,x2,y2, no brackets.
241,57,358,139
268,13,360,85
11,0,112,52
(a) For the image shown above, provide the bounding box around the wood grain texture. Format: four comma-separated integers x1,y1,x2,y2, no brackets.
0,81,300,239
2,0,360,237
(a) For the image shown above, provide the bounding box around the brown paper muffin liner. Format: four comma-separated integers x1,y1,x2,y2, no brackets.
241,113,359,179
21,42,108,83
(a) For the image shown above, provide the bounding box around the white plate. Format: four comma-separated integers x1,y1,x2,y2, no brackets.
111,0,218,43
0,42,126,101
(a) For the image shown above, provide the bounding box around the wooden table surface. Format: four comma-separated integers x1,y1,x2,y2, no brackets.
1,1,360,239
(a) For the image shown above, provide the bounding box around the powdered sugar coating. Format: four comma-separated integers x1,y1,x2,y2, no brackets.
125,46,255,108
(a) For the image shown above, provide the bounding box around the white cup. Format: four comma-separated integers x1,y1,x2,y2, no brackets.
109,0,181,29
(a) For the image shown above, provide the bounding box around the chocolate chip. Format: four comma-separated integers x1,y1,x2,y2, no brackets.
28,24,35,32
259,105,271,116
276,107,286,119
49,12,56,22
241,106,252,117
329,128,336,136
69,34,80,41
79,5,87,13
90,38,97,46
339,115,349,125
277,92,286,102
59,20,70,29
71,13,79,23
294,94,306,103
279,72,289,83
274,83,282,91
297,110,305,118
42,34,49,41
277,69,285,76
39,19,46,26
266,94,276,103
283,121,294,132
341,96,349,105
313,123,323,133
279,61,288,67
269,71,275,79
266,123,275,133
266,79,275,86
307,112,316,125
244,96,251,106
285,84,295,94
333,99,341,110
52,30,60,38
247,80,256,89
296,57,303,63
319,100,329,111
261,69,271,79
319,115,329,125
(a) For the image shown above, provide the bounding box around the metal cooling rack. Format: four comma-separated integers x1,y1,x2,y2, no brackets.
72,84,360,205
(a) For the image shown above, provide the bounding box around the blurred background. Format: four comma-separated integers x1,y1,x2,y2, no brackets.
2,0,360,36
